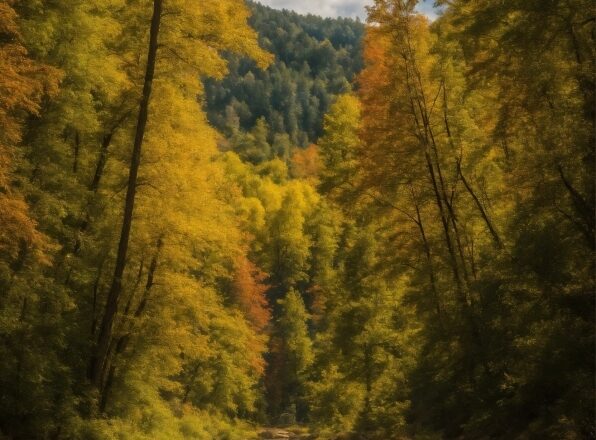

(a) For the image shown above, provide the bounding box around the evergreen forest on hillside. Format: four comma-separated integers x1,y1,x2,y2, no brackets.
0,1,594,439
204,2,364,162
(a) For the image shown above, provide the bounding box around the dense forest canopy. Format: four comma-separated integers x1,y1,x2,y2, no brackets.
0,0,594,439
203,1,364,159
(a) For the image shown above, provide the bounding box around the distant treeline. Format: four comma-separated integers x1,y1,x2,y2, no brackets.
203,1,364,160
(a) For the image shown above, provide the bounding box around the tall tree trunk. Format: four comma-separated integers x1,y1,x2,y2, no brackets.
90,110,132,193
89,0,163,389
401,24,486,375
442,84,503,248
413,197,444,324
457,162,503,248
99,238,162,411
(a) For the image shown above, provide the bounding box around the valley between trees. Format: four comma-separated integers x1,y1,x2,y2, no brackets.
0,0,594,439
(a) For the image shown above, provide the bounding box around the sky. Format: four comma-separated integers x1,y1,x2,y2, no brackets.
255,0,439,20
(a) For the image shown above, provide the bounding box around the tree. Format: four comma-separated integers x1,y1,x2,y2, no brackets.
232,256,271,333
234,117,272,164
267,289,313,421
0,0,60,260
204,1,365,148
90,0,164,391
340,0,596,437
1,0,274,437
1,0,593,438
90,0,272,394
317,94,360,199
290,143,321,181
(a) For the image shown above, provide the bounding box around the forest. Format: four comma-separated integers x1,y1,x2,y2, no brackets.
204,1,364,160
0,0,593,439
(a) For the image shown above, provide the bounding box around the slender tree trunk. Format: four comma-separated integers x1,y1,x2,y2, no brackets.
557,164,595,247
424,149,466,302
122,258,146,317
91,258,105,336
90,111,131,193
457,163,503,248
90,0,163,389
401,27,487,376
442,84,503,248
99,238,162,411
403,57,468,307
414,198,444,324
75,111,131,253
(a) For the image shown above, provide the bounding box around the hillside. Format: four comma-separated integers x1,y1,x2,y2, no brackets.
203,2,365,162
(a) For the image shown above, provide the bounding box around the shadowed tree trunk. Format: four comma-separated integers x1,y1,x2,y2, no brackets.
89,0,164,391
99,238,163,411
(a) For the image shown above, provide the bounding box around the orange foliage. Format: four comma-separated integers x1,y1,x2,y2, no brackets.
291,144,321,181
356,18,433,193
0,1,61,258
356,29,400,189
0,1,61,260
232,256,271,333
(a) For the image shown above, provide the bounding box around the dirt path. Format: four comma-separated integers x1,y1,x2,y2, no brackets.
258,426,313,440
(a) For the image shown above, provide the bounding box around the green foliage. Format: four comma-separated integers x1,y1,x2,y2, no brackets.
278,289,313,375
307,222,414,438
317,93,361,199
0,1,271,438
78,408,259,440
0,1,593,439
204,1,364,155
268,289,313,422
332,1,595,438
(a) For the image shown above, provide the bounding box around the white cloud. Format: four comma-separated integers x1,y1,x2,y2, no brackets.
255,0,367,19
255,0,439,20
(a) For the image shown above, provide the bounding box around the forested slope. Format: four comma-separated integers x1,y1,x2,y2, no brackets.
0,1,594,439
203,1,364,161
